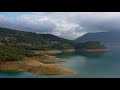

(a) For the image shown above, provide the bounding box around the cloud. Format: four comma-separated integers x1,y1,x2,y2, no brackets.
30,12,120,37
0,14,56,33
64,12,120,33
0,13,81,39
1,12,120,40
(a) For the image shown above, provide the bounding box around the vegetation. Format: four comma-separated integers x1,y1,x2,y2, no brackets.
0,27,74,50
0,45,34,61
75,31,120,45
74,41,107,49
0,27,108,61
0,27,75,61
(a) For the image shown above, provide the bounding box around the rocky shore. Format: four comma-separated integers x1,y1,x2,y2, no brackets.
0,50,77,75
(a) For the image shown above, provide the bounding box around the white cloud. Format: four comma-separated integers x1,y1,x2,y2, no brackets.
1,12,120,40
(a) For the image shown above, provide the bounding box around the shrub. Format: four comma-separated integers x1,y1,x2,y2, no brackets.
0,45,34,61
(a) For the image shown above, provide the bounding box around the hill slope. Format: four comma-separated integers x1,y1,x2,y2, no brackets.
0,27,74,50
75,32,120,46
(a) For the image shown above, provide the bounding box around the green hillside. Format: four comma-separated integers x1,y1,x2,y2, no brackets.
0,45,34,61
74,41,107,50
0,27,74,50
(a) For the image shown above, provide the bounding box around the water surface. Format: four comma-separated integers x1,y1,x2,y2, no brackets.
0,46,120,78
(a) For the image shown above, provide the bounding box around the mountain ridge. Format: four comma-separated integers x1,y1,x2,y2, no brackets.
0,27,74,50
75,31,120,46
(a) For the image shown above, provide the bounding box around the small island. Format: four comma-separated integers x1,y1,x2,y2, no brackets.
74,41,109,52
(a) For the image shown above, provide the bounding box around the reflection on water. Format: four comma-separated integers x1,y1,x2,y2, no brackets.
74,52,106,58
0,70,21,74
54,51,107,59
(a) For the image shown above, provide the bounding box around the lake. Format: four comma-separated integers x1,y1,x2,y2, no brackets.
0,46,120,78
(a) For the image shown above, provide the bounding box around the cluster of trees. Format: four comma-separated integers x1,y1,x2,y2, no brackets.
74,41,107,49
0,27,75,61
0,27,108,61
0,45,34,61
0,27,74,50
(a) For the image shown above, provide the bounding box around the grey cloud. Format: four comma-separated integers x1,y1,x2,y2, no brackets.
1,12,120,40
0,15,56,33
64,12,120,33
59,33,79,40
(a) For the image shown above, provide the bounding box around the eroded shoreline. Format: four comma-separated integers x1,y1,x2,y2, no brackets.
75,49,109,52
0,50,77,75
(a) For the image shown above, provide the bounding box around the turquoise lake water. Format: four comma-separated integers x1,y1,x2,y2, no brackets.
0,46,120,78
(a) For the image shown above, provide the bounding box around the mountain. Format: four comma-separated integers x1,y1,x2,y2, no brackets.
74,41,107,50
0,27,74,50
75,32,120,46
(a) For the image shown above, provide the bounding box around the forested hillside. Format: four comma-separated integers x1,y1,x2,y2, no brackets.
0,27,74,50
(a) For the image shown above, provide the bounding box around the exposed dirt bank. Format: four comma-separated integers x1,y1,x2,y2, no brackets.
0,55,77,75
76,49,109,52
33,49,74,55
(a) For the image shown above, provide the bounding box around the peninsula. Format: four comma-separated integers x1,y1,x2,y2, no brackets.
74,41,109,52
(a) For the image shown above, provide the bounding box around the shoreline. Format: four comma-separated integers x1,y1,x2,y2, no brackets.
75,49,109,52
0,51,77,75
33,49,74,55
0,48,109,75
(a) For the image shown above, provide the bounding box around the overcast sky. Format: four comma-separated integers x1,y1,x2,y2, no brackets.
0,12,120,40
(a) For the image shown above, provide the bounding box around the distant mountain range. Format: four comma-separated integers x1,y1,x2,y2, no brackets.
0,27,74,50
75,32,120,46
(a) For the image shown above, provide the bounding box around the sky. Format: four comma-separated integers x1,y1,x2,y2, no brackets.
0,12,120,40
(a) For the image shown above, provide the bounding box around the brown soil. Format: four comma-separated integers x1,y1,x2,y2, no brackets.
24,55,69,63
33,50,62,55
0,55,77,75
33,49,75,54
62,49,75,53
77,49,109,52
